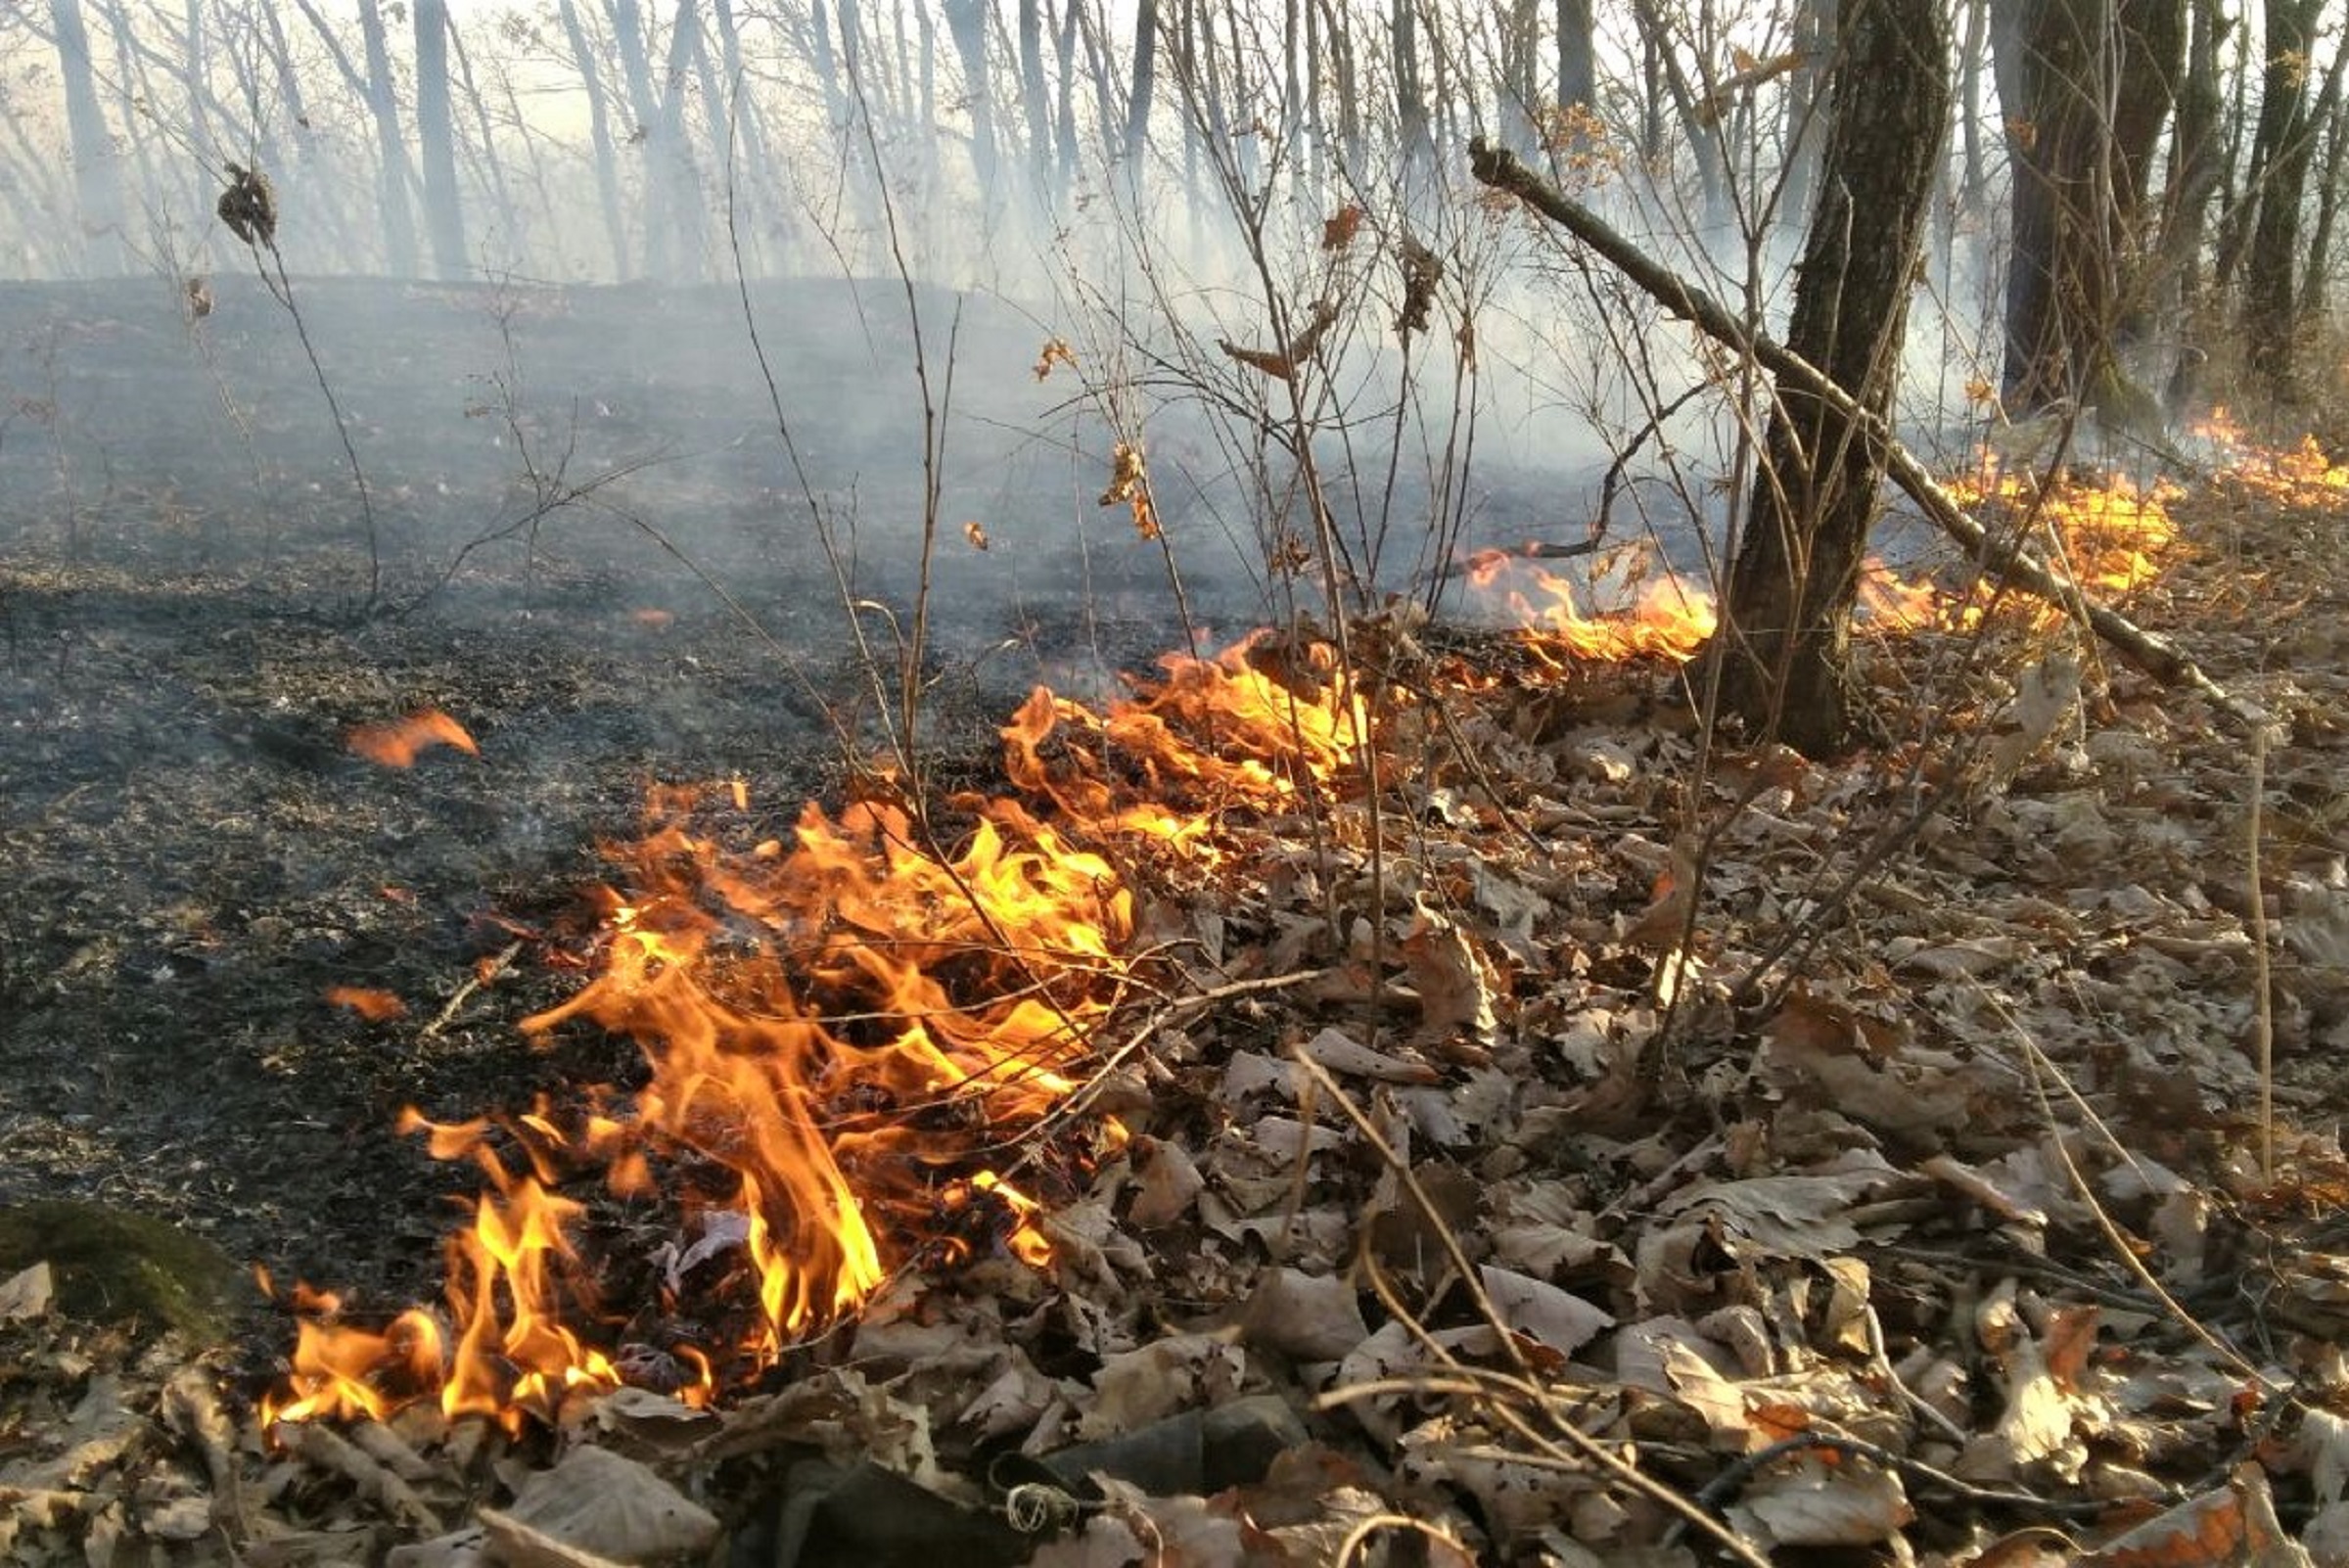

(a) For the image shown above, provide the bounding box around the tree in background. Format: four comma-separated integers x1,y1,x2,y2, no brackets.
1716,0,1951,755
47,0,122,273
413,0,467,277
2240,0,2327,398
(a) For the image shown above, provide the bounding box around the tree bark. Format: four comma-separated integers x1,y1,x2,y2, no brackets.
2242,0,2323,396
353,0,422,275
1716,0,1951,755
556,0,628,277
1558,0,1597,117
945,0,1001,208
413,0,469,277
48,0,123,272
1127,0,1158,172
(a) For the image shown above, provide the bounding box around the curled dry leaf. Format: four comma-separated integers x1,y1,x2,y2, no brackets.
480,1445,717,1568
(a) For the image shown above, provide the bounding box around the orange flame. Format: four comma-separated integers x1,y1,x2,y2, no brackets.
271,637,1364,1429
346,709,479,768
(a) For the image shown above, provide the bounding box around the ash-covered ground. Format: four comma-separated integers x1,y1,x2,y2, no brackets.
0,272,1575,1312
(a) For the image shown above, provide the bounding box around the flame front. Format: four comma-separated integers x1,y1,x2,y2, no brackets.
270,640,1365,1429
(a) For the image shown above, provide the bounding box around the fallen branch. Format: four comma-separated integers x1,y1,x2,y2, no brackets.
1465,139,2266,730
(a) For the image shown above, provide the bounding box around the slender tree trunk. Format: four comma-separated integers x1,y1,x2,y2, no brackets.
1127,0,1158,172
655,0,709,281
2303,64,2349,318
48,0,123,272
557,0,628,277
1392,0,1432,172
1957,0,1988,217
1780,0,1836,226
447,19,523,264
1019,0,1052,204
352,0,422,275
1718,0,1951,755
1054,0,1082,193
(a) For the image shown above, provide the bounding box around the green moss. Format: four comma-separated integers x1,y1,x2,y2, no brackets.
0,1201,253,1343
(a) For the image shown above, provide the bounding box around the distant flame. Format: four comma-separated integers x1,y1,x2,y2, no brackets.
346,709,479,768
270,636,1363,1430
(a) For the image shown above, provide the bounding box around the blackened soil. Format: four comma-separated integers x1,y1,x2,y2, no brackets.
0,273,1197,1323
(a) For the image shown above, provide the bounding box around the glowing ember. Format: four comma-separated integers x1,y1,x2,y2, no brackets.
324,986,406,1022
271,638,1365,1430
345,709,479,768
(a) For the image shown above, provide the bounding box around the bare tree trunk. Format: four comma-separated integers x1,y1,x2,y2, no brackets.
1392,0,1432,172
944,0,1001,217
1127,0,1158,172
2303,62,2349,318
1956,0,1988,217
48,0,124,272
1780,0,1836,226
1054,0,1082,194
351,0,423,274
559,0,630,277
1994,0,2123,413
1628,0,1726,217
1019,0,1052,204
1558,0,1596,118
654,0,709,281
2242,0,2322,396
447,18,524,264
1718,0,1951,755
413,0,468,276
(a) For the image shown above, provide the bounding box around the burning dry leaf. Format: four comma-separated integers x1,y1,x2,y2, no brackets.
324,985,407,1022
1034,336,1077,380
345,709,479,768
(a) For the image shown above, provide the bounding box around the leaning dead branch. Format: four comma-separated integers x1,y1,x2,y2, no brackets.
1466,139,2266,731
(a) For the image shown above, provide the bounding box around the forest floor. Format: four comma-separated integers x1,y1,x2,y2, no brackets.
6,278,2349,1565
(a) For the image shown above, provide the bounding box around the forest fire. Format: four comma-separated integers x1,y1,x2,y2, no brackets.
1464,455,2185,662
267,638,1367,1432
264,442,2214,1434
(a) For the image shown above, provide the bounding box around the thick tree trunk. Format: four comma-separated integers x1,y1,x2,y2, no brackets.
1557,0,1596,116
413,0,469,278
1717,0,1950,755
2242,0,2322,396
1994,0,2121,413
48,0,123,272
